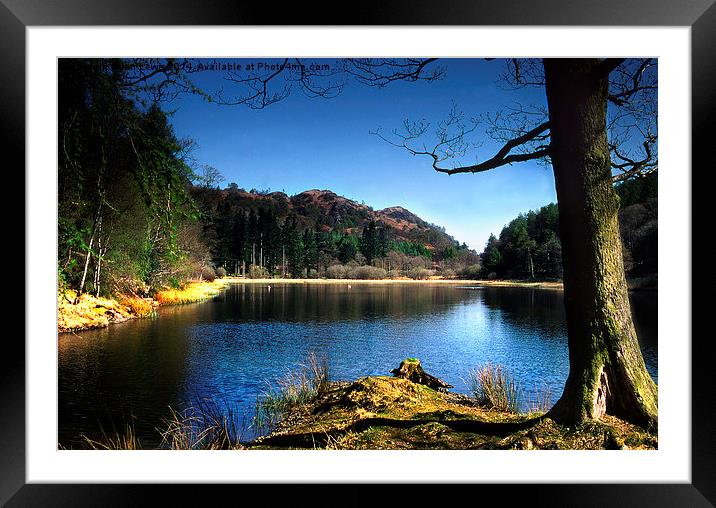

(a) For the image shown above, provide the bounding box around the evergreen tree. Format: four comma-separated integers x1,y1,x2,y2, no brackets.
360,220,378,264
481,234,502,276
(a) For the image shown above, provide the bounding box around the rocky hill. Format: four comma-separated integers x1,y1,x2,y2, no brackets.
197,186,467,254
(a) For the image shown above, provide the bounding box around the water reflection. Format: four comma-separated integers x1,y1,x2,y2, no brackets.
58,283,657,447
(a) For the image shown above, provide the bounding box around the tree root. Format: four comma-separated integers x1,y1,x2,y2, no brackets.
252,415,543,448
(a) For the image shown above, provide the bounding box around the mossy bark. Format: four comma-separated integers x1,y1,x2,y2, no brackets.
543,59,658,429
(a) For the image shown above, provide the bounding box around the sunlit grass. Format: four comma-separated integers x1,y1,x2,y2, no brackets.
154,280,228,306
58,280,228,333
57,289,134,333
118,295,156,317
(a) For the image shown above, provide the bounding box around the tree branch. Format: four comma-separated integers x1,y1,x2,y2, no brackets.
374,118,551,176
593,58,626,80
608,58,657,106
343,59,443,87
609,140,657,181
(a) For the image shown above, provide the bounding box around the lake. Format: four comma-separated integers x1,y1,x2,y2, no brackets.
58,282,657,447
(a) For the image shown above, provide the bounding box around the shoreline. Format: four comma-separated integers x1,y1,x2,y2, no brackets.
57,280,229,335
222,276,565,290
58,274,656,335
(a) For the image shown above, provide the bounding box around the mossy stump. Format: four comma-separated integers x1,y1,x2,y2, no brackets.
390,358,453,391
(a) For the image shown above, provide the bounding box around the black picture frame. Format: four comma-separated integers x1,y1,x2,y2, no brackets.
4,1,712,505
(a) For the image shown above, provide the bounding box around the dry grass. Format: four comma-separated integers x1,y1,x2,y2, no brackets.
467,363,521,413
80,423,141,450
76,399,246,450
154,280,228,306
254,352,330,431
525,381,554,416
159,399,245,450
58,281,229,333
118,295,156,317
57,290,134,333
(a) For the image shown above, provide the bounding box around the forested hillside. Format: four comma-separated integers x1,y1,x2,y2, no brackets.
191,186,479,280
479,173,657,280
57,59,479,298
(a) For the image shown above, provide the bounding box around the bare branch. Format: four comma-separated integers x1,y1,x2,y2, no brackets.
210,58,344,109
593,58,626,80
608,58,657,106
609,139,658,182
496,58,545,90
111,58,202,103
342,59,444,87
374,104,551,176
607,58,658,181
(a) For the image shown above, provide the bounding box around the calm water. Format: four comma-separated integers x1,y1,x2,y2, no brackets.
58,283,657,447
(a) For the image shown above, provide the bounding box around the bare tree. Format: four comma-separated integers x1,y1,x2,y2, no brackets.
196,164,225,189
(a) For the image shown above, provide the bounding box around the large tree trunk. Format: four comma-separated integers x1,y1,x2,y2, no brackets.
543,59,658,429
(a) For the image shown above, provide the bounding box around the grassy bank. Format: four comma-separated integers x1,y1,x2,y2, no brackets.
249,359,657,450
58,280,228,334
154,280,228,305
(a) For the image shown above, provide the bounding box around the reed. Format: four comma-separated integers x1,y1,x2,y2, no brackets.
159,398,245,450
254,352,330,432
467,363,521,413
80,423,141,450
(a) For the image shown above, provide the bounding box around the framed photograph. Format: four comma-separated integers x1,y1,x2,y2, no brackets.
4,0,712,504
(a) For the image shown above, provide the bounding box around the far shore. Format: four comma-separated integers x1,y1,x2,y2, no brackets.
59,274,656,335
221,276,564,290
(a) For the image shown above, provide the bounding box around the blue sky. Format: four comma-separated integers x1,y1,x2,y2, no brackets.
166,58,557,251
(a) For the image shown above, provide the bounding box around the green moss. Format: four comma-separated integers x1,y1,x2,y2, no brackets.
249,375,656,450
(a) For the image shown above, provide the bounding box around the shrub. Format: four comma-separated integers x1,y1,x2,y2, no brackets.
308,268,319,279
247,265,270,279
407,267,434,280
440,268,456,279
201,266,217,282
354,265,387,280
458,264,482,279
216,267,227,278
467,363,520,412
326,264,347,279
386,269,401,279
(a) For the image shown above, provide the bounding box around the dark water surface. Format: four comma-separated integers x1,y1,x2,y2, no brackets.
58,283,657,447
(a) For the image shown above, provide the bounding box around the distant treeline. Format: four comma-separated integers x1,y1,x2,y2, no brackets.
191,185,480,279
57,58,655,298
479,173,657,280
57,59,479,297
